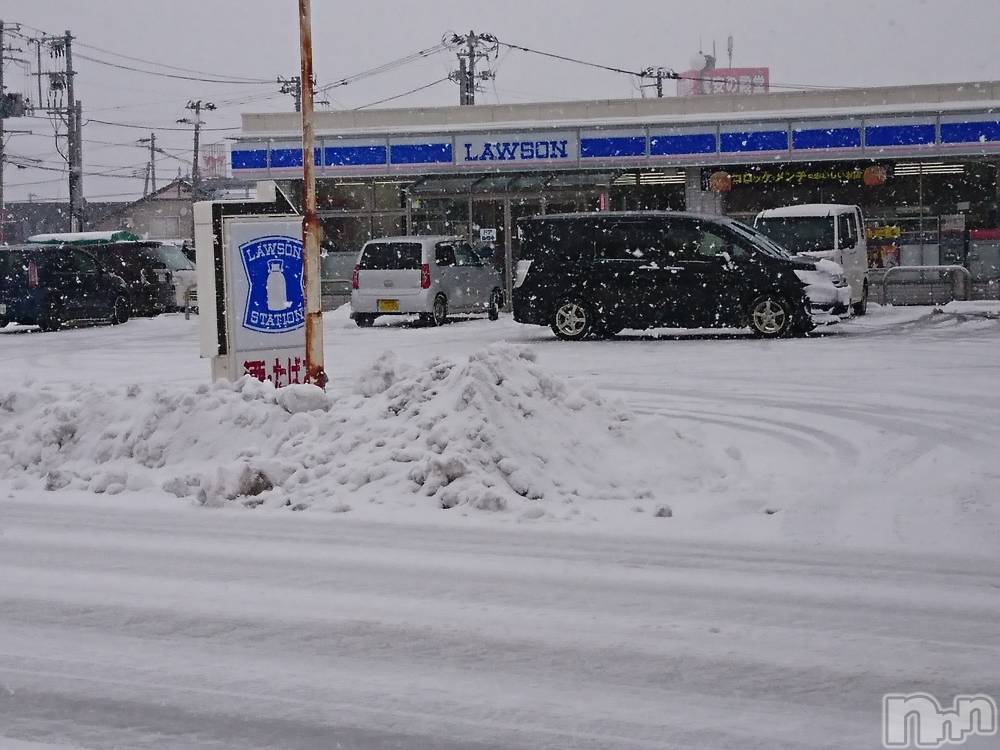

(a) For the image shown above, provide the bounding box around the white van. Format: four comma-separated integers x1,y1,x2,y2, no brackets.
350,235,504,327
753,204,869,315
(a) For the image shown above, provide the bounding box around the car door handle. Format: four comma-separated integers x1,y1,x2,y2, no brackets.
639,265,684,271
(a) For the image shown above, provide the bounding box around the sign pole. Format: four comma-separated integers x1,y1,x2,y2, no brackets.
298,0,327,388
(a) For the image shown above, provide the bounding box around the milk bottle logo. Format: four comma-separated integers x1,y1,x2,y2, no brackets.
266,259,291,311
239,235,305,333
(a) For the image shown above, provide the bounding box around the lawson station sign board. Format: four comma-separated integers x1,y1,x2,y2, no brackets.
230,110,1000,177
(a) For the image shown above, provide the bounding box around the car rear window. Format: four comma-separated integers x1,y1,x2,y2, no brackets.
359,242,422,270
0,250,29,283
518,220,594,260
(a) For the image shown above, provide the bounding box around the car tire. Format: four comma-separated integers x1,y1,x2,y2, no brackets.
748,295,794,338
487,288,502,321
424,294,448,327
550,298,594,341
852,282,869,317
354,314,375,328
591,318,624,339
38,298,63,332
110,295,131,325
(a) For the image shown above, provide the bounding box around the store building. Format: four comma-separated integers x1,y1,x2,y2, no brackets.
230,79,1000,284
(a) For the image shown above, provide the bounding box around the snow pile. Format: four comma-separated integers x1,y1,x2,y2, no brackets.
0,345,668,516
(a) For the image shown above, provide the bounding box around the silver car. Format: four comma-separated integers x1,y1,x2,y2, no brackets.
350,235,504,327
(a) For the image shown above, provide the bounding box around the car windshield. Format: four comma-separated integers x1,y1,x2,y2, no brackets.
359,242,422,270
725,219,792,259
152,244,194,271
755,216,835,254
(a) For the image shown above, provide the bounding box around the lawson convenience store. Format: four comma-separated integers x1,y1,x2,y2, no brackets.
229,79,1000,281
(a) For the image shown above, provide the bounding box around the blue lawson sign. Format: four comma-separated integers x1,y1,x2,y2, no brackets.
457,132,577,165
238,235,305,334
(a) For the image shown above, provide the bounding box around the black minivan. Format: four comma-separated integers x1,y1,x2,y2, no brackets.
0,244,131,331
512,211,822,340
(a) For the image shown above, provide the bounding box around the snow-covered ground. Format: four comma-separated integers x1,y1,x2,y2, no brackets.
1,304,999,749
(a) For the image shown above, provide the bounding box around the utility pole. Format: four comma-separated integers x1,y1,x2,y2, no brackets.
1,19,7,244
278,75,302,112
138,132,157,192
0,20,25,243
639,66,678,98
298,0,326,389
448,31,496,106
178,99,215,194
62,29,84,232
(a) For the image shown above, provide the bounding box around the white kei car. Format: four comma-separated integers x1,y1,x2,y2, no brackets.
350,235,504,327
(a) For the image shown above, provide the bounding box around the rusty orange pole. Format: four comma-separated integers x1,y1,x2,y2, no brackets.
299,0,327,388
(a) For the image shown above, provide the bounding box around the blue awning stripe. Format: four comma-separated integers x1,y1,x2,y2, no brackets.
580,136,646,158
649,133,716,155
720,130,788,152
231,149,268,170
792,127,862,150
864,124,935,147
268,148,321,168
940,120,1000,144
324,145,387,166
389,143,453,164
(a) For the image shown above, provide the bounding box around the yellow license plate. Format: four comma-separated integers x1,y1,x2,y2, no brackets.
377,299,400,313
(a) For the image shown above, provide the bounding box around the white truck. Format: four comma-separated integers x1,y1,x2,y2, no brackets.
753,204,870,316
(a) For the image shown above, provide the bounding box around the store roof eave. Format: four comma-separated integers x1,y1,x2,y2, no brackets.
238,98,1000,141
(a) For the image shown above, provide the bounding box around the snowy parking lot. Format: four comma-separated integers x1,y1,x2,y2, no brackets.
2,305,999,749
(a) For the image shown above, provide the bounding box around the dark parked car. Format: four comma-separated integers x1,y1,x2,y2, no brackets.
87,241,197,316
512,211,838,340
0,244,131,331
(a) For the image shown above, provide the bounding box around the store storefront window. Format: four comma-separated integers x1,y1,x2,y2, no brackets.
320,215,371,255
372,214,404,238
319,182,371,211
373,182,406,210
410,197,469,235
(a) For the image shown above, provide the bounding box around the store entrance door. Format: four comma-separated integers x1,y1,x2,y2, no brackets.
472,196,543,309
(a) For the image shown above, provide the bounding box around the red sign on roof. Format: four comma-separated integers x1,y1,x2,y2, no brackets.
677,67,770,96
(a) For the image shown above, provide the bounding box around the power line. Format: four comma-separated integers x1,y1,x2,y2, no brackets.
497,38,859,92
496,40,648,78
74,52,273,85
72,39,273,83
5,158,148,180
317,43,448,93
84,117,239,132
355,78,451,109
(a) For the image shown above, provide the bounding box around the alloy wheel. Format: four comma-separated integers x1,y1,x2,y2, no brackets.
751,298,787,335
554,302,588,338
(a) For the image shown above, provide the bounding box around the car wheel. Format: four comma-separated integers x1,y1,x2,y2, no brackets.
354,314,375,328
487,288,502,321
38,298,63,332
425,294,448,327
551,298,593,341
852,282,869,316
110,295,131,325
748,295,793,338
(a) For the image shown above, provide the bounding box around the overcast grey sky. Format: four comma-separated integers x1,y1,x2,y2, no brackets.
3,0,1000,203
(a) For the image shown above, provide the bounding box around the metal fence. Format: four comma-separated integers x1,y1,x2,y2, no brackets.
869,265,972,306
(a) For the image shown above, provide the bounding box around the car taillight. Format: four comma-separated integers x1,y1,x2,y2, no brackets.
27,260,39,289
420,263,431,289
351,265,360,290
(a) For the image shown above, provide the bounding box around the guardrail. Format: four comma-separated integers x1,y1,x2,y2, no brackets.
879,265,972,306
